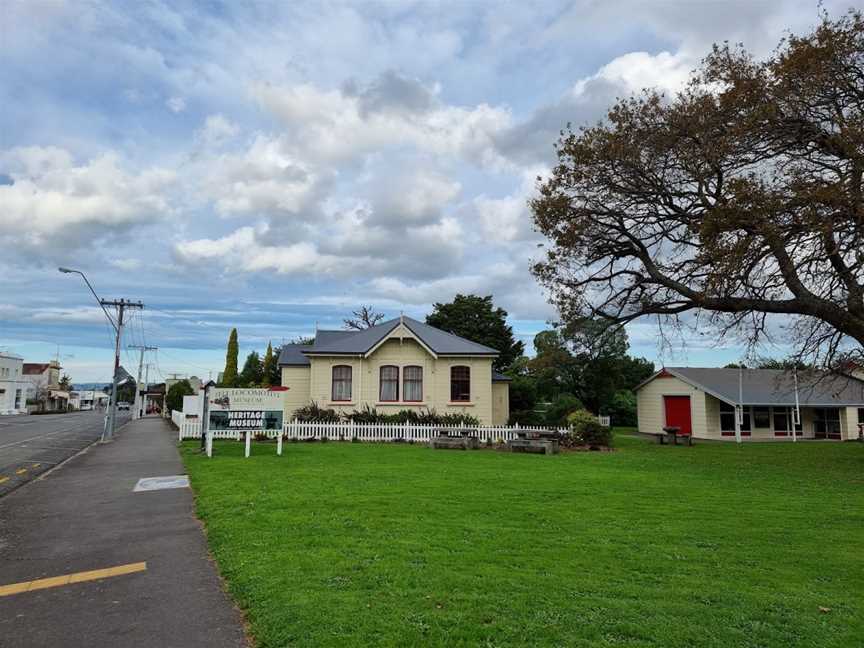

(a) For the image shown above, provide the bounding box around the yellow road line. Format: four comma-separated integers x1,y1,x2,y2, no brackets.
0,476,8,484
15,468,27,475
0,562,147,597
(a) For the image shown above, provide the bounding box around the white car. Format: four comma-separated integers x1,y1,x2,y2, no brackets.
117,402,131,411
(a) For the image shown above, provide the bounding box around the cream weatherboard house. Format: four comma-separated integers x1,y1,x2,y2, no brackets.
636,367,864,441
278,316,511,426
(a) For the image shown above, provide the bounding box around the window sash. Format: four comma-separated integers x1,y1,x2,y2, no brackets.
332,366,352,401
403,366,423,402
379,366,399,401
752,406,771,428
450,366,470,401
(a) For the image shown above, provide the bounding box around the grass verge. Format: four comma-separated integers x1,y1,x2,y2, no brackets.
181,433,863,647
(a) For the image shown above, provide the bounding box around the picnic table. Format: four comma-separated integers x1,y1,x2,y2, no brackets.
508,428,560,455
658,426,693,446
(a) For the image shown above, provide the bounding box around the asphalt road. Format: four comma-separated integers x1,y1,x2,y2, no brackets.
0,410,130,496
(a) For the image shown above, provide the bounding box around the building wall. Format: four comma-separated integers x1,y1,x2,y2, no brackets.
284,331,500,425
281,366,312,418
0,353,28,415
639,373,862,441
491,382,510,426
636,374,709,437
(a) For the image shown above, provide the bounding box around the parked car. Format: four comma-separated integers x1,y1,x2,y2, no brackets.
117,402,131,411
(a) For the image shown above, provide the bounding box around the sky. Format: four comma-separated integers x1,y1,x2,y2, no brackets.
0,0,852,384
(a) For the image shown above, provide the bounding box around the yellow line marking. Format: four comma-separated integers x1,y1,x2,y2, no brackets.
0,562,147,597
32,463,41,468
0,476,8,484
15,468,27,475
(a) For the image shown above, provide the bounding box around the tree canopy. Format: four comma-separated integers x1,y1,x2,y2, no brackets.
261,342,280,387
426,294,525,370
240,351,263,387
531,11,864,368
221,328,239,387
166,379,194,413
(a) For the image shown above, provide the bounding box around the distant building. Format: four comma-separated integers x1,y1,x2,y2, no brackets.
0,352,29,415
22,360,68,411
636,367,864,441
69,390,108,411
278,316,510,426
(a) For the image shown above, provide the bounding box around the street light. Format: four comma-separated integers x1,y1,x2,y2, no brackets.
58,267,126,442
58,267,117,333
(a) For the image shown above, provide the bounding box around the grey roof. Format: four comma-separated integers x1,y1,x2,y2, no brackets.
277,344,313,366
641,367,864,407
492,370,512,382
278,316,499,365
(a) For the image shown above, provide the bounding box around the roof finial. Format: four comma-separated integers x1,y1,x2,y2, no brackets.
400,310,404,326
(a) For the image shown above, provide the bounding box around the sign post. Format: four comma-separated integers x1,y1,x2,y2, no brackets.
206,388,286,457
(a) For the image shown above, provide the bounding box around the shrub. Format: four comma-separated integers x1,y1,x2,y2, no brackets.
345,404,382,423
579,420,613,449
564,409,613,448
292,402,340,422
546,394,584,427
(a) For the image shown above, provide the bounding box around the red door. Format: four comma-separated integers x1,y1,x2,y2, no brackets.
663,396,692,435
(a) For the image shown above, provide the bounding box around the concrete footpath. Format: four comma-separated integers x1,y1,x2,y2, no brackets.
0,417,248,648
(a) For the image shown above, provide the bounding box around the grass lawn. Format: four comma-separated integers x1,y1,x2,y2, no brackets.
181,433,864,647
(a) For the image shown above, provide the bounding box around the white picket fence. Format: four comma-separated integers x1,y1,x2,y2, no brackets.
172,412,610,443
281,421,570,443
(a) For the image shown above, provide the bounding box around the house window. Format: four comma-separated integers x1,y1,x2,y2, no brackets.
773,407,802,436
379,366,399,402
858,408,864,425
331,365,352,402
450,366,470,402
720,402,736,433
720,402,751,436
14,389,22,409
814,408,841,438
752,406,771,428
403,366,423,402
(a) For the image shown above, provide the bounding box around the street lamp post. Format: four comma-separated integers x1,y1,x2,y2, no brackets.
58,268,142,442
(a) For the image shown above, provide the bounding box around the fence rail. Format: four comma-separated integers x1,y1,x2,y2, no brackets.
172,412,610,443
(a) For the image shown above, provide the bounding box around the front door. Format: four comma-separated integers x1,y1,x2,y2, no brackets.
663,395,692,435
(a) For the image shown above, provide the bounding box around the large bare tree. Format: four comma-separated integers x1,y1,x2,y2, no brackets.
531,11,864,367
343,305,386,330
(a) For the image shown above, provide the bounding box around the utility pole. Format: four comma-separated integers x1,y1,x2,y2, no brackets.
102,299,143,442
143,363,150,416
129,345,157,419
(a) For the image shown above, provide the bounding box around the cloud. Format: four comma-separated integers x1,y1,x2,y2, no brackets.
166,96,187,113
0,146,175,255
198,134,326,218
252,73,512,166
196,114,240,146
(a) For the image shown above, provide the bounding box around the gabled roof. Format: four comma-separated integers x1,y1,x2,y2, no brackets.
637,366,864,407
278,316,499,365
277,344,313,367
492,370,512,382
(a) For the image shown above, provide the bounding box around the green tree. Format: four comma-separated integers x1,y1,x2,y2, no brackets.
426,294,524,371
261,342,280,387
166,379,194,413
221,328,239,387
239,351,263,387
58,374,72,391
